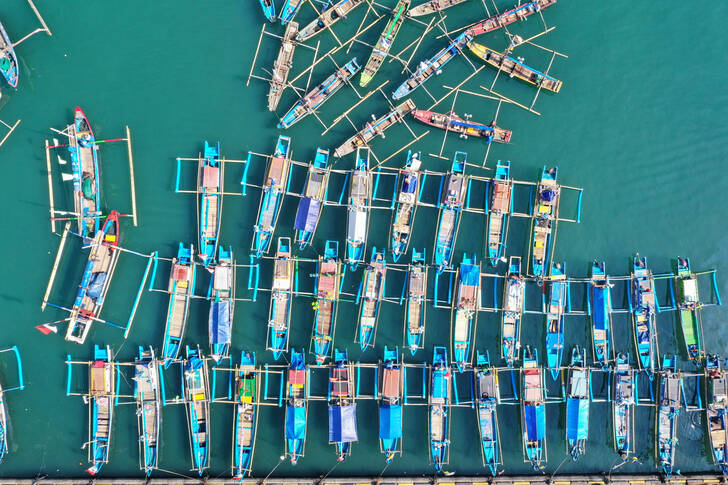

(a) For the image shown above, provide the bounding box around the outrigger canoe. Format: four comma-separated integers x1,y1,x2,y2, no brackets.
467,42,562,93
429,346,451,472
530,166,559,278
182,346,210,476
285,350,308,464
198,141,222,267
657,355,682,478
379,346,403,463
87,345,115,476
545,262,567,379
279,0,303,24
162,243,196,365
360,0,410,87
676,257,703,363
233,351,259,479
501,256,525,367
294,148,330,250
404,249,427,354
390,150,422,261
486,161,513,266
253,135,291,258
452,254,480,371
268,238,294,359
0,19,18,88
67,107,102,240
565,347,590,461
465,0,557,37
346,147,371,269
433,151,467,274
412,109,512,143
521,347,546,470
311,241,341,365
134,346,161,477
630,255,657,373
328,349,358,461
705,354,728,474
296,0,364,41
209,246,235,363
357,247,386,349
589,261,612,368
333,99,415,158
613,353,636,459
407,0,467,17
268,21,298,111
475,351,501,475
259,0,276,22
65,211,121,344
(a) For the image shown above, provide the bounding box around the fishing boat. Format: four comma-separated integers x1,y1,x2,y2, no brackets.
182,346,210,475
268,238,294,360
328,349,358,461
65,211,121,344
407,0,467,17
530,166,559,278
357,247,386,350
279,58,360,128
0,347,23,464
676,257,703,363
198,141,222,267
589,261,612,368
268,21,298,111
346,147,371,269
311,241,341,365
296,0,364,41
233,351,259,479
378,346,403,462
285,350,308,464
392,32,471,100
613,353,636,459
521,347,546,470
630,255,657,373
468,42,562,93
0,19,18,88
360,0,410,87
433,151,467,273
475,351,501,475
657,354,682,477
486,161,513,266
67,107,102,240
565,347,589,460
404,249,427,354
412,109,512,143
705,354,728,474
209,246,235,363
294,148,330,250
259,0,276,22
280,0,303,24
333,99,415,157
134,346,161,476
390,150,422,261
429,346,451,472
252,135,291,258
501,256,525,367
86,345,115,475
545,262,567,379
162,243,196,365
452,254,480,371
465,0,557,37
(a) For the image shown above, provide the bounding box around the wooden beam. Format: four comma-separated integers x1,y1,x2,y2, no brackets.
246,24,267,86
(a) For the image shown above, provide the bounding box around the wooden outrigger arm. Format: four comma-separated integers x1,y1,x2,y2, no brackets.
0,119,20,150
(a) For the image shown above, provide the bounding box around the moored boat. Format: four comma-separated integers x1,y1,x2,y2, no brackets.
182,345,210,475
657,354,682,477
630,255,657,373
412,109,512,143
429,346,451,472
475,351,501,475
253,135,291,258
285,350,308,464
296,0,364,41
565,347,589,460
334,99,415,158
65,211,121,344
468,42,562,93
378,346,403,462
0,20,18,88
357,247,387,350
294,148,330,250
530,166,559,278
393,32,471,100
589,261,612,368
162,243,196,365
545,262,567,379
67,107,102,240
465,0,557,37
521,346,546,470
209,246,235,363
705,354,728,474
360,0,410,87
346,147,371,269
452,254,481,371
390,150,422,261
676,257,703,363
86,345,115,475
233,351,259,479
613,353,636,459
259,0,276,22
501,256,525,367
279,0,303,24
433,151,467,273
311,241,341,365
268,238,294,360
404,249,427,354
486,161,513,265
198,142,222,267
328,349,358,461
407,0,467,17
134,346,161,477
268,22,299,111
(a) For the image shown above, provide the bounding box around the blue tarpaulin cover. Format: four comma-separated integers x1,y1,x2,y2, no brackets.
525,404,545,441
461,263,479,286
432,373,448,399
566,398,589,440
294,198,321,232
209,301,231,344
402,175,418,194
328,404,358,443
592,287,607,330
379,404,403,439
286,406,306,439
86,272,107,300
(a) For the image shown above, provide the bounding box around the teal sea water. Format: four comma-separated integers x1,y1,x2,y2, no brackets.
0,0,727,479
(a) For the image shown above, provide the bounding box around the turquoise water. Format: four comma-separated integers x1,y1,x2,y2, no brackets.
0,0,728,479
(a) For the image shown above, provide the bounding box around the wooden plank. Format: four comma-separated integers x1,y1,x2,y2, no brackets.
126,126,138,226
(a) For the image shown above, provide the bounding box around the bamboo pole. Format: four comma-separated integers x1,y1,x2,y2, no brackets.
372,130,429,169
42,222,71,311
125,126,138,226
44,139,56,232
480,85,541,116
26,0,52,35
0,119,20,148
322,81,388,135
427,65,484,111
247,24,267,86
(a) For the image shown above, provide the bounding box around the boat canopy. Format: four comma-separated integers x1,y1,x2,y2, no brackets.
209,301,231,345
286,406,306,439
379,404,403,439
525,404,545,440
328,404,358,442
294,198,321,232
566,398,589,440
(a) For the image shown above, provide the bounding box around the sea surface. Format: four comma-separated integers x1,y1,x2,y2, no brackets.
0,0,727,479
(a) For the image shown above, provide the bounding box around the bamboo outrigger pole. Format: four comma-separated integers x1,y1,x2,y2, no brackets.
42,222,71,311
0,119,20,149
44,139,56,232
125,126,138,226
26,0,52,36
